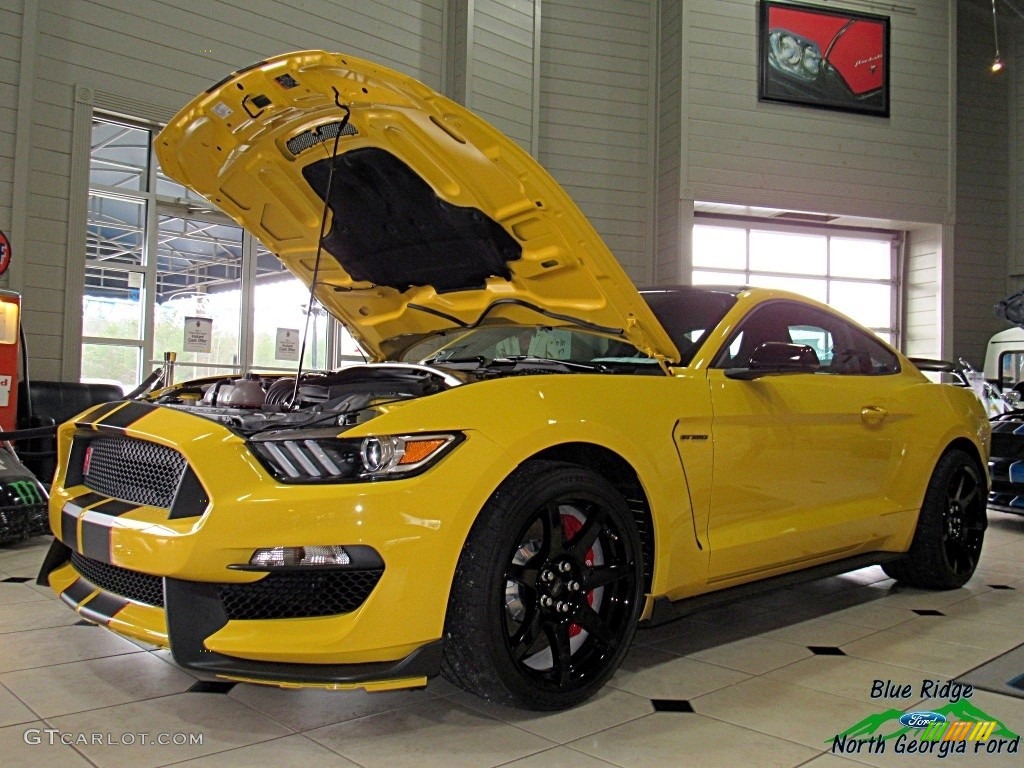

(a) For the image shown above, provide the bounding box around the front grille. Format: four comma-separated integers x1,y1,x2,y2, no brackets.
83,437,187,508
68,551,382,620
219,569,383,620
70,551,165,607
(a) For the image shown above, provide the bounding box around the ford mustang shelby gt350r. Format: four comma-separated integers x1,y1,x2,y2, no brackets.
39,51,990,710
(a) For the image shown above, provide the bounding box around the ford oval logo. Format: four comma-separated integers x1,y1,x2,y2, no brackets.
899,711,946,729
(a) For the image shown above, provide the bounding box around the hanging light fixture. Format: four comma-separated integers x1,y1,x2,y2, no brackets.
992,0,1006,73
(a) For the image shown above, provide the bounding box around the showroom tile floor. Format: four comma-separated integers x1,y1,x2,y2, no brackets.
1,513,1023,768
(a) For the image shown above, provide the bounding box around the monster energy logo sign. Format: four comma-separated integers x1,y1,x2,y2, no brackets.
6,480,44,505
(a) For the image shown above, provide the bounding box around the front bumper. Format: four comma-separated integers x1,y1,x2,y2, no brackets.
40,400,501,690
38,540,441,689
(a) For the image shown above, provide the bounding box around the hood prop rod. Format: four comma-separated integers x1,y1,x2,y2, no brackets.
291,91,351,409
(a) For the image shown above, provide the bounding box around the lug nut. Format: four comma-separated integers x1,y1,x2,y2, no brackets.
556,601,570,613
568,580,581,592
541,570,554,582
558,561,571,573
540,595,553,607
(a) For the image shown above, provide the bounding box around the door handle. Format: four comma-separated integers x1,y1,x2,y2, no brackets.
861,405,888,425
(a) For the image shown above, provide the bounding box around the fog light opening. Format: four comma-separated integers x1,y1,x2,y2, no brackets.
249,545,352,568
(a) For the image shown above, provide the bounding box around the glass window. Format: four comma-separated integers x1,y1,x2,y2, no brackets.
712,300,899,375
89,120,150,192
692,220,898,345
750,230,827,275
693,226,745,269
85,115,351,389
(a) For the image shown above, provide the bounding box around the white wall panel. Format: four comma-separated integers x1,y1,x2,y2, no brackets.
683,0,954,225
540,0,653,281
955,0,1009,365
14,0,444,379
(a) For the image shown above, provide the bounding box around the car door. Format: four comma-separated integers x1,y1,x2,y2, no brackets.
704,300,907,584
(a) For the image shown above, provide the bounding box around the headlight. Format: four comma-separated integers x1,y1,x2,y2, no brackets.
767,29,822,82
250,430,462,483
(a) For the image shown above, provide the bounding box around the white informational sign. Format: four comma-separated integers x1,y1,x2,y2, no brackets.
183,316,213,354
0,374,10,407
276,328,300,361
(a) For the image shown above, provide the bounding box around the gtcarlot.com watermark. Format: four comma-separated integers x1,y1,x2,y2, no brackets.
23,728,204,747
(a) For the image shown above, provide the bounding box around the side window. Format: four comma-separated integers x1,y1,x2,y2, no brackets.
712,300,899,375
712,301,810,368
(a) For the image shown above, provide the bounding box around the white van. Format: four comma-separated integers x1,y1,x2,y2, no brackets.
984,326,1024,389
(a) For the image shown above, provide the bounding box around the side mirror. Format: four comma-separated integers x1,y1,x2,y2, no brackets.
725,342,820,380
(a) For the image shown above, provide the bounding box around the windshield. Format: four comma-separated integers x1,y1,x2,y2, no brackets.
398,326,658,368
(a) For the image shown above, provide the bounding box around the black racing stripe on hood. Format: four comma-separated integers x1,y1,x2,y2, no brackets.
94,401,158,432
303,147,521,293
77,400,125,426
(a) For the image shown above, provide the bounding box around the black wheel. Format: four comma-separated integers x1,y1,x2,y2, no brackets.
882,449,987,589
442,460,644,710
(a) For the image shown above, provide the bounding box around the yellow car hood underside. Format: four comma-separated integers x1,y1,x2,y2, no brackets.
155,50,680,363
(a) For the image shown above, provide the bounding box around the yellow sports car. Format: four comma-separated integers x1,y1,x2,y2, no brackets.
39,51,990,710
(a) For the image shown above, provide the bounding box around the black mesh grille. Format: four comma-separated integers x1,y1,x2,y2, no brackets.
70,551,165,607
286,120,358,156
83,437,187,508
219,569,383,620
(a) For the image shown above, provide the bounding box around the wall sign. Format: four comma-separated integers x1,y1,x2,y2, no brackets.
758,1,890,117
275,328,300,361
0,230,10,277
183,316,213,353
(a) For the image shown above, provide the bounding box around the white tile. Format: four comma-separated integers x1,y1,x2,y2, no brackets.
153,734,362,767
762,615,879,650
692,676,885,750
840,629,996,679
0,720,96,768
47,692,293,768
0,624,142,673
0,651,195,717
0,682,35,727
306,699,555,768
880,615,1023,654
687,635,814,675
498,745,624,768
607,649,750,700
449,686,652,742
568,712,819,768
764,653,942,703
0,599,84,636
0,582,51,606
228,681,438,732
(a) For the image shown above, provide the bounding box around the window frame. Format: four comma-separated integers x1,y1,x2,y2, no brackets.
692,215,901,348
84,112,347,388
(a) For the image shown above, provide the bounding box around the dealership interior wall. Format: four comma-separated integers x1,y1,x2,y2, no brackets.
0,0,1018,379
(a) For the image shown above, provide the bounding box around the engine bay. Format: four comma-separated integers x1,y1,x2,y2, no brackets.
151,363,463,435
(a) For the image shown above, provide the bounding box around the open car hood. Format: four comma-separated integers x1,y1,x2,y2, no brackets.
155,51,680,363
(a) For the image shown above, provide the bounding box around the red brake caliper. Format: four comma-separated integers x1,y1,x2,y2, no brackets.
561,512,595,638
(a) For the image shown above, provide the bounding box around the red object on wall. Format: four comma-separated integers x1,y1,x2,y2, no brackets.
0,291,21,432
0,230,11,277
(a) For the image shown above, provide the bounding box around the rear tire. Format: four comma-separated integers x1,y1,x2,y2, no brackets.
441,460,644,710
882,449,987,589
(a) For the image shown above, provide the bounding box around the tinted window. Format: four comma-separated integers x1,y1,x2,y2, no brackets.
712,301,899,375
640,288,738,365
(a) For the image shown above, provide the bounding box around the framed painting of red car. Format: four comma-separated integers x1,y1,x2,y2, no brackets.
758,1,890,117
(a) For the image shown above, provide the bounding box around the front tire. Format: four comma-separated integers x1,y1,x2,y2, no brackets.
441,460,644,710
882,448,987,589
